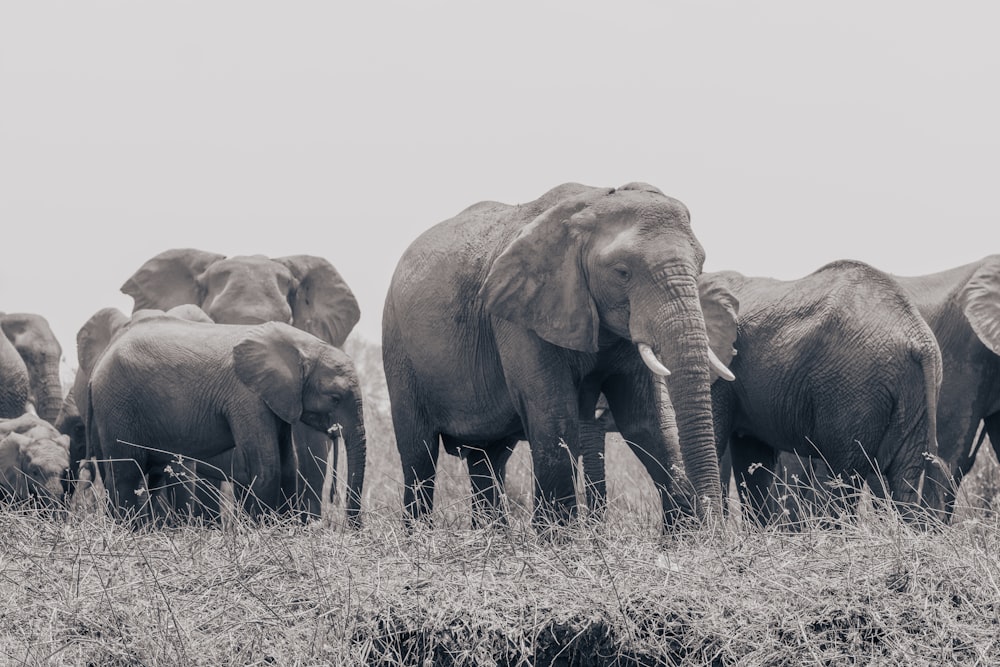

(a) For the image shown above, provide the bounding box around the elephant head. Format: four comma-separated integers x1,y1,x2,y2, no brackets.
121,249,360,347
480,182,735,517
0,413,70,506
0,313,64,423
233,322,366,526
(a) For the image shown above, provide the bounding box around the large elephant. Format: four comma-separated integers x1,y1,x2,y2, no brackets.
707,261,946,525
767,256,1000,521
119,249,361,517
0,313,64,423
87,316,366,525
383,182,735,529
893,257,1000,515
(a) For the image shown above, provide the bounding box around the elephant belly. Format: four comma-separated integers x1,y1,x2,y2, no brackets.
435,406,525,448
110,408,240,469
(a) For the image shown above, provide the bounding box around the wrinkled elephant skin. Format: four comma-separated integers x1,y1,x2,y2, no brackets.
384,182,732,530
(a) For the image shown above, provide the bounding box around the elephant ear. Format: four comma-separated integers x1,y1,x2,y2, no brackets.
962,255,1000,356
121,248,225,312
233,322,310,424
698,273,740,372
479,188,614,352
76,308,130,377
275,255,360,348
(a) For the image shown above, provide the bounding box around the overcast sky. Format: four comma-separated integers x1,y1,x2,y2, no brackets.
1,2,998,373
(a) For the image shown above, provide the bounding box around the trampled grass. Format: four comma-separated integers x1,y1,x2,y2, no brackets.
3,339,998,665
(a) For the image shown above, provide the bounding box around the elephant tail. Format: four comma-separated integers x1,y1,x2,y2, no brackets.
912,333,947,517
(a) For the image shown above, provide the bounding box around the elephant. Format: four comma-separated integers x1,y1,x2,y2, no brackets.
0,313,64,423
383,182,735,529
0,413,70,506
56,305,211,496
119,249,361,518
893,256,1000,515
87,315,366,525
775,256,1000,519
706,260,947,525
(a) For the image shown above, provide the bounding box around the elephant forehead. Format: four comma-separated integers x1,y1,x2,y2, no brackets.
600,189,690,222
204,256,295,291
24,438,70,473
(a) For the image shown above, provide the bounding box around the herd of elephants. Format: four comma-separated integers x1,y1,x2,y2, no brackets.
1,181,998,532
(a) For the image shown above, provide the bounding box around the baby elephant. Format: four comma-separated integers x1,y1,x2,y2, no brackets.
0,413,70,506
87,316,366,525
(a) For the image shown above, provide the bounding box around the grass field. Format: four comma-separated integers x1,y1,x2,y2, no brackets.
2,337,998,665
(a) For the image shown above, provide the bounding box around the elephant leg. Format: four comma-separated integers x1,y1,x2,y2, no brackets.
465,438,516,528
520,408,579,527
226,426,282,520
876,458,929,525
398,426,441,526
104,458,150,522
603,373,695,531
147,469,178,526
578,418,608,520
574,382,608,520
386,355,442,525
497,339,579,527
730,434,777,527
775,454,853,528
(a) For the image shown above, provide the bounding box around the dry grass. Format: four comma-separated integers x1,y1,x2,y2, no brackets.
2,338,998,665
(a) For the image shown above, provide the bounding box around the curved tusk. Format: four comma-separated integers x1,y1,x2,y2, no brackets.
638,343,671,376
708,346,736,382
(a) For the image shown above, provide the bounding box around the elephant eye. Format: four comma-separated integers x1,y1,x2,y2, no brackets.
613,266,631,282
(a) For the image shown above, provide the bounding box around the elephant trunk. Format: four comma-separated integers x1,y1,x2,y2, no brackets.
638,269,724,522
34,367,64,424
343,397,367,528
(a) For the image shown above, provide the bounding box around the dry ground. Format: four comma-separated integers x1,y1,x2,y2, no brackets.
1,338,998,665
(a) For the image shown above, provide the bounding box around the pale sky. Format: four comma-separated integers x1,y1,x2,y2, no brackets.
1,2,998,373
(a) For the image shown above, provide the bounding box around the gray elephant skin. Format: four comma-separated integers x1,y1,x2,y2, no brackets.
56,305,210,495
708,260,946,524
118,249,361,518
87,315,366,524
775,255,1000,519
383,182,735,528
894,256,1000,515
0,313,63,423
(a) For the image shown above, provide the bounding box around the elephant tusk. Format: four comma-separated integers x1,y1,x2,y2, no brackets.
708,346,736,382
638,343,671,377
